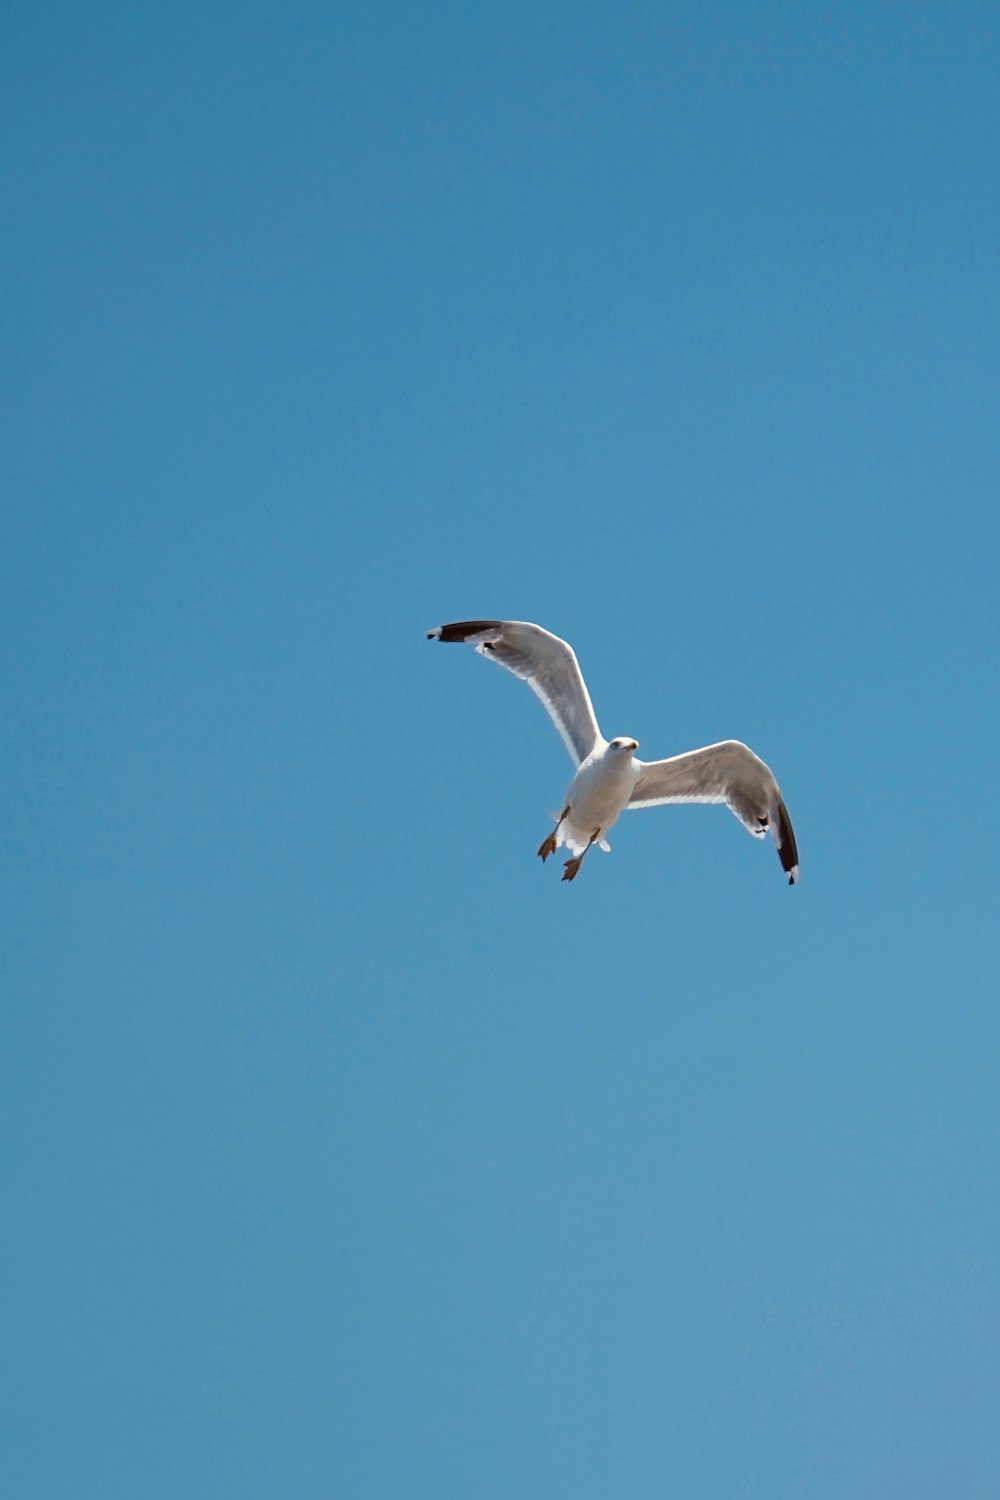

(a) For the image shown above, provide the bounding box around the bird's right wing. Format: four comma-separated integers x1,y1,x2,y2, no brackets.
628,739,800,884
427,619,603,765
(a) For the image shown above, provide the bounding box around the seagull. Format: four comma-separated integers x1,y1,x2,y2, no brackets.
427,619,799,885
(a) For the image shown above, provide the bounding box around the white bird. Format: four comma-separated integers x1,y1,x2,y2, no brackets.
427,619,799,886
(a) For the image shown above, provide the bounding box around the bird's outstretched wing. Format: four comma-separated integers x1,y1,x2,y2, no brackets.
627,739,799,884
427,619,603,765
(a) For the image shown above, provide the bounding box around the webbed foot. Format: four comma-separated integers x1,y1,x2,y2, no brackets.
538,832,558,861
538,806,571,863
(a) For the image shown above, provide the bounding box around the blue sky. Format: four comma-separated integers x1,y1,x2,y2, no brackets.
3,2,999,1495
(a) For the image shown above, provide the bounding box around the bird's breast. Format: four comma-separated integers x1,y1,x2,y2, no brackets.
568,754,637,821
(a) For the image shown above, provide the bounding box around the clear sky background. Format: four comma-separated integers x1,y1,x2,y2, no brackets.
4,3,999,1496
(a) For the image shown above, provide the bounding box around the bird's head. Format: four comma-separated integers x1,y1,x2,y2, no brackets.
610,737,639,756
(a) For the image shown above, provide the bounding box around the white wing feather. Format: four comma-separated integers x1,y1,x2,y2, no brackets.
427,619,603,765
628,739,800,883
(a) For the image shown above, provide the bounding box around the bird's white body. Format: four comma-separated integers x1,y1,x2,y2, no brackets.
559,739,639,855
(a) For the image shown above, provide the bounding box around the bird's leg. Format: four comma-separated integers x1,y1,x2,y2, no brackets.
538,806,571,862
562,828,602,883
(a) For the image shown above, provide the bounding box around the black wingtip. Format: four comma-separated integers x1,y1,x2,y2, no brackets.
431,619,503,643
775,798,800,885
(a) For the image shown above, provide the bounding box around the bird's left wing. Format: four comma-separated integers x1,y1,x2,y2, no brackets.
627,739,799,884
426,619,603,765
